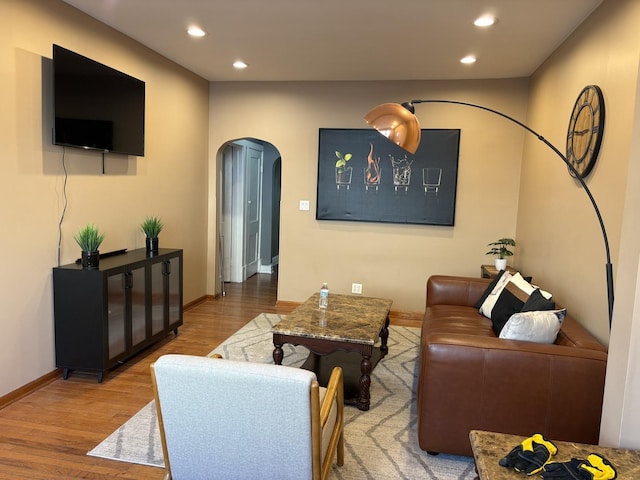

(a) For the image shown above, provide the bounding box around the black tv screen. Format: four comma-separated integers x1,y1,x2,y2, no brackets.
53,45,145,156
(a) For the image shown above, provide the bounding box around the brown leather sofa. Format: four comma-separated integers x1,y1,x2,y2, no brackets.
417,275,608,457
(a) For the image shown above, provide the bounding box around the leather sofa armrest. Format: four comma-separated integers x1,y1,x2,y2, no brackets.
417,332,607,456
426,275,491,308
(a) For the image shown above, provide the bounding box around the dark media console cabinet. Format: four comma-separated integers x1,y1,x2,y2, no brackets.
53,248,183,382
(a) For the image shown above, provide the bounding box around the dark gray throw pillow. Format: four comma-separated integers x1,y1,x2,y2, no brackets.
521,288,555,312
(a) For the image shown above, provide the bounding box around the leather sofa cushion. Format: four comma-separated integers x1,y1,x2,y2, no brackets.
423,305,495,337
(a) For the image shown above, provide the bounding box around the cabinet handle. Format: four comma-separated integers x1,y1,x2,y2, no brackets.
164,260,171,276
122,272,133,289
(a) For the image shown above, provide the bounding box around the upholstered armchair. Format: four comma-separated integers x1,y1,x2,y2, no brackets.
150,354,344,480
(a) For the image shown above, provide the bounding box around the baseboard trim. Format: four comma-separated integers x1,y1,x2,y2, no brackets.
390,309,424,327
274,300,301,313
0,369,61,410
184,295,211,310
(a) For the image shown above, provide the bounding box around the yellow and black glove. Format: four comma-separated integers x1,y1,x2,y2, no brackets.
541,453,617,480
498,433,558,475
540,458,589,479
583,454,617,480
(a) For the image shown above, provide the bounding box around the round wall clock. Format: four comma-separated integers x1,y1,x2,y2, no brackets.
566,85,605,178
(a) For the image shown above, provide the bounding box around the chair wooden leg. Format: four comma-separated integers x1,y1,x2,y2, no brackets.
150,363,173,480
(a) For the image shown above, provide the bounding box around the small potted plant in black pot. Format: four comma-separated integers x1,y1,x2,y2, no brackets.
140,216,164,254
74,224,105,269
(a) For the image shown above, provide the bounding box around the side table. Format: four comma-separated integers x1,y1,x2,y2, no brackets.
480,265,531,283
480,264,517,279
469,430,640,479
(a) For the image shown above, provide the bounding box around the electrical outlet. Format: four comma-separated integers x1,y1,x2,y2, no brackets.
299,200,310,211
352,283,363,294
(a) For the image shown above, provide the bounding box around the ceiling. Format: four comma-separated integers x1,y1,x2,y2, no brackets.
62,0,604,82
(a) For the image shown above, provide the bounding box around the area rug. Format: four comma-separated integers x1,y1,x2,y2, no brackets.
88,313,477,479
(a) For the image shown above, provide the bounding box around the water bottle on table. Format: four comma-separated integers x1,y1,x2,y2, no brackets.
319,282,329,309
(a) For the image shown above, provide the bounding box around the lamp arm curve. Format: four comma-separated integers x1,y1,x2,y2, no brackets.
409,99,613,327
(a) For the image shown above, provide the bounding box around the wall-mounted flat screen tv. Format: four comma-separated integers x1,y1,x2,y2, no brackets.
53,44,145,157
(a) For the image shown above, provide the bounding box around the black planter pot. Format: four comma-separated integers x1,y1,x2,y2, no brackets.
81,251,100,270
146,237,159,254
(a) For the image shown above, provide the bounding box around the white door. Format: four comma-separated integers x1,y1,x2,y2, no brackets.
222,144,245,283
221,141,263,283
243,144,263,279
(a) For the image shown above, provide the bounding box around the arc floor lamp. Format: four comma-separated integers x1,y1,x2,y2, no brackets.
364,99,614,328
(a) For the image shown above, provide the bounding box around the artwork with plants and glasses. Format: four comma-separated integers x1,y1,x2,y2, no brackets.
316,128,460,225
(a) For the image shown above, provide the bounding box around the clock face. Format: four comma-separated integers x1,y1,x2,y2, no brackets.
566,85,605,178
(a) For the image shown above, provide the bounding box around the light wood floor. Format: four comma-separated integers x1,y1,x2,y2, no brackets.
0,273,419,479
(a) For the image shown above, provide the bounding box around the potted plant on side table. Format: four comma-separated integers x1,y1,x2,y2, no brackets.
74,224,105,270
140,216,164,254
486,238,516,271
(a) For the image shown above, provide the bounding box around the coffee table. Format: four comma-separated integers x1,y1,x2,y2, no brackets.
469,430,640,479
272,293,393,411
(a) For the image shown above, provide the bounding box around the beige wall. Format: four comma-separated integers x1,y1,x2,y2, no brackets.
0,0,210,397
208,79,529,312
519,0,640,448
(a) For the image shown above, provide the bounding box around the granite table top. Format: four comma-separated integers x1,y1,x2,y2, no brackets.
470,430,640,479
272,293,393,344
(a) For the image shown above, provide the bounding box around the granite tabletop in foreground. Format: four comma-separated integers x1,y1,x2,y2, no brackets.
470,430,640,479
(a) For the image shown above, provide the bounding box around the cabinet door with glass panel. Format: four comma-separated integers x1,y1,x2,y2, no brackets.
149,251,183,337
106,263,147,363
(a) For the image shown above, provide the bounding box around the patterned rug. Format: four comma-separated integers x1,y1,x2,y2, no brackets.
88,313,476,479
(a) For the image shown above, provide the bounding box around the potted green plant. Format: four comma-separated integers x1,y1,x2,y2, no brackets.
140,216,164,254
74,224,105,269
486,237,516,271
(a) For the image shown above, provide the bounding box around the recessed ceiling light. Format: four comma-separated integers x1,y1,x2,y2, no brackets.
460,56,477,64
187,26,206,37
233,60,248,69
474,15,496,27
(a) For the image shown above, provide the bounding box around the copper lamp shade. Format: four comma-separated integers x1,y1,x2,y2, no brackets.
364,102,422,154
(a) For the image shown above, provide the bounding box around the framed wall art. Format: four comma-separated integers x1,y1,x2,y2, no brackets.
316,128,460,225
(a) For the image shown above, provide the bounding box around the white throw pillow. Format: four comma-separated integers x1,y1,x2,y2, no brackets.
508,272,553,300
499,309,567,344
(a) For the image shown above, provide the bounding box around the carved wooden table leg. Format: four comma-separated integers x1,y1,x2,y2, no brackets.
272,334,284,365
357,345,373,411
380,315,390,357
